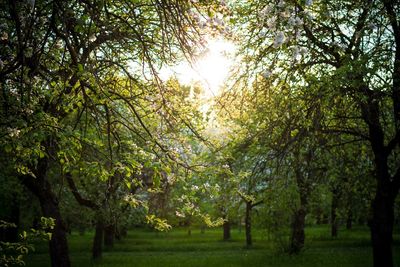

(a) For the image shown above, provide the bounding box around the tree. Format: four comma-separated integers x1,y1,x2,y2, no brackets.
231,0,400,265
0,0,216,265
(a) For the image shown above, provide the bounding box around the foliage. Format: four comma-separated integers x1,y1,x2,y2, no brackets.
0,218,54,267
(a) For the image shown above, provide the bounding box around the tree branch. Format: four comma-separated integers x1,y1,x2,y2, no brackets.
65,172,99,210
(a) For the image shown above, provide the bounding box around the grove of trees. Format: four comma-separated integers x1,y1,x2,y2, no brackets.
0,1,399,267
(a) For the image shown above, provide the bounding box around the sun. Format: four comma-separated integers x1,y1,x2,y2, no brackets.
194,38,235,96
161,38,235,98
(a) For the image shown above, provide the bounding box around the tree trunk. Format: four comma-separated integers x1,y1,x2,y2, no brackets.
370,186,395,267
331,189,339,238
223,220,231,241
92,219,104,259
115,223,128,240
290,162,309,254
40,199,71,267
289,206,306,254
20,159,71,267
315,207,323,225
245,201,252,247
359,73,400,267
104,224,115,248
187,219,191,236
346,208,353,230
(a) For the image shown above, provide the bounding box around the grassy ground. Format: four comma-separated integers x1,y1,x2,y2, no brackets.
25,225,400,267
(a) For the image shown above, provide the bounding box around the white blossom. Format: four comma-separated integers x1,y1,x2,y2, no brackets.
89,34,96,42
166,174,175,184
1,32,8,41
7,127,20,138
289,16,303,26
305,0,313,6
288,16,296,26
292,46,301,61
300,47,308,55
262,70,271,79
295,31,302,40
24,108,34,115
191,185,199,191
175,211,185,218
273,31,285,48
277,0,285,8
295,17,303,26
266,17,276,30
280,10,290,18
259,5,273,18
303,10,315,20
258,29,268,38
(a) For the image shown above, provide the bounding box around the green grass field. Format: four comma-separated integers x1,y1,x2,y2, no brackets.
25,225,400,267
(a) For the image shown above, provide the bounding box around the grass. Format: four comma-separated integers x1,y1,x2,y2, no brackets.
25,225,400,267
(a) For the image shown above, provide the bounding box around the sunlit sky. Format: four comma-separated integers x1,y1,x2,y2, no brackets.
160,38,236,98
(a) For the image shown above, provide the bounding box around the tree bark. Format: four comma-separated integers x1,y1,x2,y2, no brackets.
370,185,395,267
104,223,115,248
315,207,323,225
20,158,71,267
360,88,399,267
187,219,191,236
40,198,71,267
116,226,127,239
290,160,309,254
245,201,252,247
289,206,306,254
92,219,104,259
346,208,353,230
223,220,231,241
331,189,339,238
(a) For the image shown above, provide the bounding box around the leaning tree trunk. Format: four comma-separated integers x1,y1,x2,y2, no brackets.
92,219,104,259
245,201,252,247
24,183,71,267
20,158,71,267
